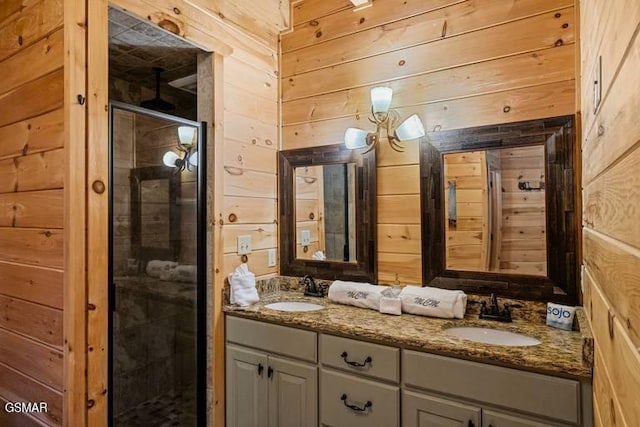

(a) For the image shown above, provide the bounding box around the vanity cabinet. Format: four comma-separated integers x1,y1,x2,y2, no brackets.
226,317,318,427
403,350,585,426
226,315,591,427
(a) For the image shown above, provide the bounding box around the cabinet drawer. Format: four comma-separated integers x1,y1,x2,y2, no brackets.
226,316,317,363
320,369,399,427
403,350,580,424
320,334,399,383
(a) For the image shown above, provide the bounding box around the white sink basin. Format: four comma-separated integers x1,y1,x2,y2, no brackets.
264,302,325,312
445,327,541,347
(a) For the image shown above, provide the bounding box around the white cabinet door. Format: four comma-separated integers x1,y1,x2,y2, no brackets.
483,409,566,427
402,390,481,427
267,355,318,427
227,345,269,427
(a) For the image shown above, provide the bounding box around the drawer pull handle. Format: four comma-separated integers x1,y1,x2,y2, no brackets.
468,422,475,427
340,394,372,412
267,366,273,379
257,363,264,376
341,351,372,367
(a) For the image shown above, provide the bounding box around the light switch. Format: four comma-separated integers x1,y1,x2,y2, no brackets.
301,230,311,246
268,249,277,267
237,235,252,255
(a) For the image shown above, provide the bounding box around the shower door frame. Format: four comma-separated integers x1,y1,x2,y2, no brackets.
108,101,207,426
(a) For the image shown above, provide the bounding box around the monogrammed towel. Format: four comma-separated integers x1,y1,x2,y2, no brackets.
400,286,467,319
328,281,389,311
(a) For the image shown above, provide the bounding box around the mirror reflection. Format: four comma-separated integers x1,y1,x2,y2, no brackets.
139,179,171,249
444,146,547,276
295,164,357,262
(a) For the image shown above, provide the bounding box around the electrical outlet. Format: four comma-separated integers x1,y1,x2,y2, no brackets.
237,235,252,255
301,230,311,246
268,249,277,267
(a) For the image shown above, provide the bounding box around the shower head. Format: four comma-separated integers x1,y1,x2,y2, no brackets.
141,67,176,111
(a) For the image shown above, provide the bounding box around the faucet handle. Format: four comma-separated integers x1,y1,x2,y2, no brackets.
490,293,498,307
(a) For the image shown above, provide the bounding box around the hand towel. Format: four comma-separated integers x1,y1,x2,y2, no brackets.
379,297,402,315
328,280,389,311
400,286,467,319
379,287,402,315
146,260,178,278
311,250,326,260
228,264,259,307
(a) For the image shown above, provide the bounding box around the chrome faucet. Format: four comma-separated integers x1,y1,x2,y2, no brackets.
479,293,512,322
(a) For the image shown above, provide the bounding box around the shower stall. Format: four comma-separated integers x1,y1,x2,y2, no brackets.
108,102,206,426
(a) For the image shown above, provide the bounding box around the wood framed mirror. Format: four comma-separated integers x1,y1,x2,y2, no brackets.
420,116,578,304
130,165,181,264
279,144,377,282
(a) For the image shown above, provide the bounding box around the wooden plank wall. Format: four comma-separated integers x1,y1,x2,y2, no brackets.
0,0,65,425
443,151,487,272
281,0,577,284
580,0,640,426
499,146,547,276
295,166,325,259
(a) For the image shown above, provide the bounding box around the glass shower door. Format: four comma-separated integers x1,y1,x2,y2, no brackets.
109,102,206,426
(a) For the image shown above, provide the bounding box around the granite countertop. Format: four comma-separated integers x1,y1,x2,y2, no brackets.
224,289,593,379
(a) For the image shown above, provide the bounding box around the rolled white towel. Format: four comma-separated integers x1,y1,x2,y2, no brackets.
400,286,467,319
146,260,178,278
328,280,389,311
172,265,197,283
228,264,259,307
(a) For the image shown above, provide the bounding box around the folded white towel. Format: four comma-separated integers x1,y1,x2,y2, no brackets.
172,265,197,283
400,286,467,319
328,280,389,311
379,296,402,315
146,260,178,278
228,264,259,307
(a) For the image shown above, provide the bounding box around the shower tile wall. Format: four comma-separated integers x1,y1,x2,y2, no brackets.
112,109,196,419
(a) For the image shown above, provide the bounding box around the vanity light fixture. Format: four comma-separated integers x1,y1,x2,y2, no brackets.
344,87,426,153
163,126,198,171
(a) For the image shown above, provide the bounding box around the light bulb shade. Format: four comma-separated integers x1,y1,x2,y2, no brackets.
344,128,369,149
188,151,198,167
370,87,393,114
178,126,197,146
395,114,425,141
163,151,180,167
